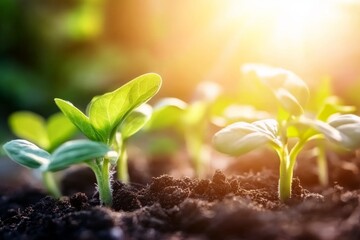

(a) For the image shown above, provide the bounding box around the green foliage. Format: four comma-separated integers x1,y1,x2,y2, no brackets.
3,139,111,198
146,82,221,177
214,65,360,201
54,73,162,205
119,104,152,140
55,73,162,143
9,111,77,152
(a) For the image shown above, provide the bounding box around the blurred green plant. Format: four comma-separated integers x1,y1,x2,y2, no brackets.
146,81,221,177
214,64,360,201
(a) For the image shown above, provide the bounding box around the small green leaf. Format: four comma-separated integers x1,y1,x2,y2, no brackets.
145,98,187,130
119,104,152,140
213,119,280,156
47,112,77,151
328,114,360,128
327,114,360,150
47,140,111,172
9,112,50,149
55,98,99,141
89,73,162,142
3,139,50,169
316,97,355,122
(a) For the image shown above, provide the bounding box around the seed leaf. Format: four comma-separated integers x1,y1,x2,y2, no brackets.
55,98,99,141
213,119,279,156
120,104,152,140
9,112,50,149
48,140,111,172
3,139,51,169
88,73,162,142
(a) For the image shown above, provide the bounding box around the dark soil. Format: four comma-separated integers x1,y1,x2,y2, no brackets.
1,167,360,240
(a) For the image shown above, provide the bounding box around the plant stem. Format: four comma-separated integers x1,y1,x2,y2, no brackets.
117,141,129,183
316,142,328,186
42,171,61,198
185,131,204,178
88,159,112,206
278,147,292,201
278,139,306,201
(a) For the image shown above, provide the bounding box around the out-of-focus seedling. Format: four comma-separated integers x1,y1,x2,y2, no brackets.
146,81,221,177
214,64,360,201
54,73,162,205
6,111,77,197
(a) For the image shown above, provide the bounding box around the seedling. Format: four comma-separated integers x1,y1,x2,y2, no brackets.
3,139,112,199
146,82,221,177
6,111,77,197
213,64,360,201
54,73,161,205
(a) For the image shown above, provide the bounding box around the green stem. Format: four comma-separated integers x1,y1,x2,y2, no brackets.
316,142,328,186
278,139,306,201
185,131,204,178
42,171,61,198
278,147,292,201
117,141,129,183
88,159,112,206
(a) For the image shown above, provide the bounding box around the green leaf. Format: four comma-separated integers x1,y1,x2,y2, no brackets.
9,112,50,149
145,98,187,130
88,73,162,142
302,115,360,150
54,98,99,141
327,114,360,150
47,140,111,172
242,64,309,116
119,104,152,140
47,112,77,151
3,139,50,169
316,96,355,122
213,119,280,156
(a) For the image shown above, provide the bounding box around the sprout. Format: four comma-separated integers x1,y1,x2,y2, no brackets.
3,73,162,206
214,65,360,201
6,111,77,198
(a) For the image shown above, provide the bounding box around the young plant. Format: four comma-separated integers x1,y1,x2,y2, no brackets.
146,82,221,177
213,64,360,201
6,111,77,197
3,139,112,199
54,73,162,205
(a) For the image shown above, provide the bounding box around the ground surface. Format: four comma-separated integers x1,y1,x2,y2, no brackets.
1,167,360,240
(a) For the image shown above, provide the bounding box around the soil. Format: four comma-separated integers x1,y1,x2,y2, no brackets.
1,148,360,240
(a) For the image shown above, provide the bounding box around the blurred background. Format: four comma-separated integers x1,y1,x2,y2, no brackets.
1,0,360,141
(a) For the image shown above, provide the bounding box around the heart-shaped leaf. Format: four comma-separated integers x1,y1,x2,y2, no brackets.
47,139,111,172
3,139,51,169
119,104,152,140
9,112,50,149
88,73,162,142
55,99,99,141
213,119,280,156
